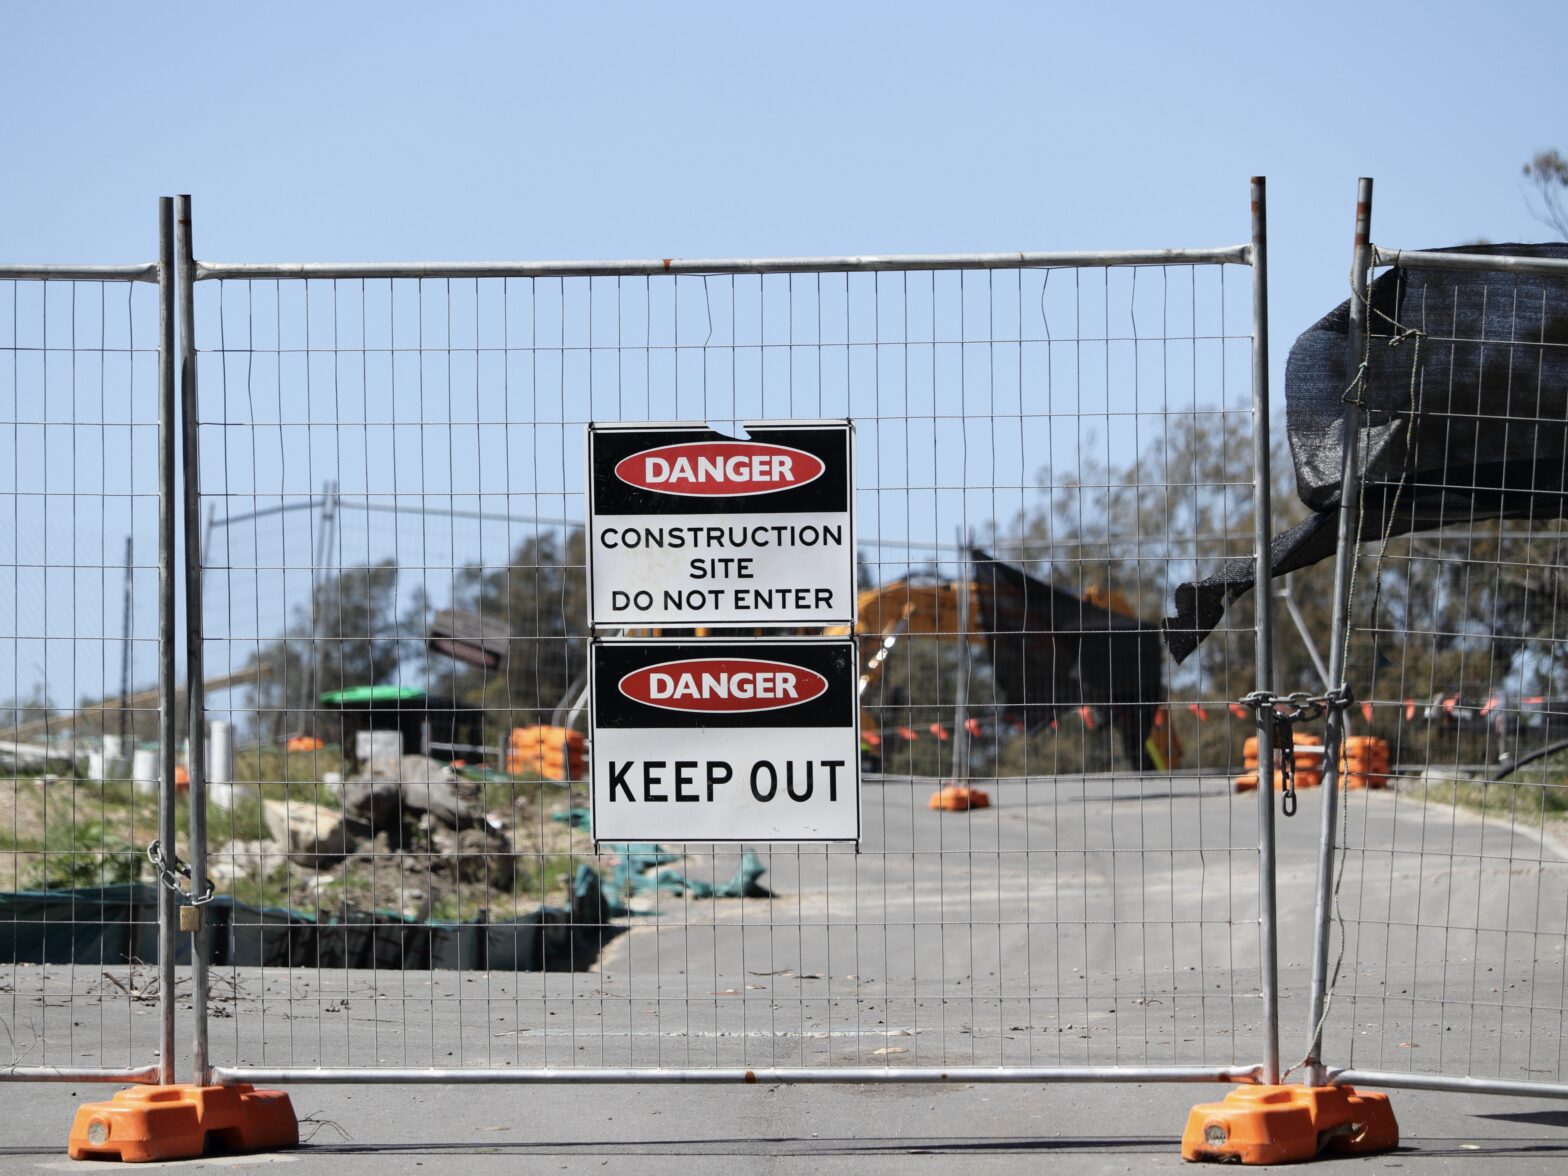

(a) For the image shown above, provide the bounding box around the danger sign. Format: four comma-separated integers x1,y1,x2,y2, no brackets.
587,421,855,628
612,441,825,497
619,658,829,713
590,639,861,843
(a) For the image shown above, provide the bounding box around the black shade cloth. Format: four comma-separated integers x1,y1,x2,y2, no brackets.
1166,243,1568,664
3,884,623,972
971,548,1164,769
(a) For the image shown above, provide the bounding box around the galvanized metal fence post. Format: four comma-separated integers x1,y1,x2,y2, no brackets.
156,194,179,1087
175,194,211,1085
1304,176,1374,1086
1248,176,1280,1087
950,529,972,784
1178,178,1402,1165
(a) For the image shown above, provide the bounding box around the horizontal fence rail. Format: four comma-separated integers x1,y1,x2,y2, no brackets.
0,265,159,285
194,246,1253,283
1371,247,1568,278
213,1063,1265,1085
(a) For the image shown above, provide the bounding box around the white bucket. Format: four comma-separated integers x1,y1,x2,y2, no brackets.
356,729,402,775
206,720,246,807
131,747,159,795
207,720,234,788
89,734,126,782
208,779,257,809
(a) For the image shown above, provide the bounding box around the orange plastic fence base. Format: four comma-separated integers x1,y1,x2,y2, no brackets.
1182,1085,1397,1165
68,1084,298,1163
929,785,990,811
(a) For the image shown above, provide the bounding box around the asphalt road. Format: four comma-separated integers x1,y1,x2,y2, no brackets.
4,771,1567,1170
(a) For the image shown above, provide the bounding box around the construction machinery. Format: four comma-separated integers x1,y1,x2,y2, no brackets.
542,548,1181,780
832,549,1181,773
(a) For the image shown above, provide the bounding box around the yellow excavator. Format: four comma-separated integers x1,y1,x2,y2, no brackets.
827,552,1181,773
607,550,1180,775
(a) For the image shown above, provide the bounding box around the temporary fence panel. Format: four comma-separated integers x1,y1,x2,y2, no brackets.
0,224,172,1083
1306,218,1568,1098
18,183,1568,1166
182,190,1280,1086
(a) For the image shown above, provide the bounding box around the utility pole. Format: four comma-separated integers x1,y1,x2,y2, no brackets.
306,481,339,728
950,529,973,783
119,535,134,748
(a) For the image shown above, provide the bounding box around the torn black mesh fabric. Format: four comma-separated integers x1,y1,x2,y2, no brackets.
970,549,1163,766
1165,243,1568,664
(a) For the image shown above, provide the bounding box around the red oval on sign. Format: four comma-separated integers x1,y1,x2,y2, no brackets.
613,441,825,497
618,658,829,714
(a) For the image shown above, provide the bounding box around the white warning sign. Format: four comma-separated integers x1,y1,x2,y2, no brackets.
587,421,855,628
590,639,861,843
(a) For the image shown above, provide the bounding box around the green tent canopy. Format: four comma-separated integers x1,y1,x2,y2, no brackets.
320,684,426,705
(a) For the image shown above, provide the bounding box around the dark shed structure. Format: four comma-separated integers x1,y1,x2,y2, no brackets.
321,686,487,767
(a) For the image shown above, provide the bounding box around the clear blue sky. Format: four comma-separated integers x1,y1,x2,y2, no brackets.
4,0,1564,711
6,2,1561,279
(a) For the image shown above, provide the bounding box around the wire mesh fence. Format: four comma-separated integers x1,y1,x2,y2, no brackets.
15,186,1568,1146
1315,245,1568,1095
0,265,167,1083
183,235,1275,1082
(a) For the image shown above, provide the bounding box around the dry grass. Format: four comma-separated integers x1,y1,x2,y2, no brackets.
2,752,595,919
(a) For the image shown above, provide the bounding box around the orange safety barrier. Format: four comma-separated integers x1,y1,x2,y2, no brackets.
284,735,325,752
506,724,586,780
1340,735,1391,789
1182,1084,1397,1164
69,1084,298,1163
1235,732,1324,793
929,785,990,811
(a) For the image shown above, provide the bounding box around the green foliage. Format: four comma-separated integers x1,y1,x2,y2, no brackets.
979,414,1309,774
28,816,145,890
986,404,1567,776
242,533,595,749
865,636,996,777
232,745,349,793
246,560,416,743
1419,759,1568,829
221,863,290,911
424,853,578,924
430,529,590,736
